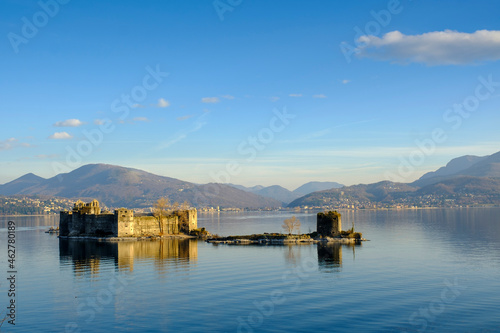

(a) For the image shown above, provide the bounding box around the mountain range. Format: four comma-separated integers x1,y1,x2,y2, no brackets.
227,181,344,204
1,151,499,209
412,151,500,187
0,164,281,208
0,164,342,208
288,151,500,208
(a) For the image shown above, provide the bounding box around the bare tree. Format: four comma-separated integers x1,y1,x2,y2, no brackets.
153,197,171,234
181,200,190,210
282,216,301,235
171,201,180,212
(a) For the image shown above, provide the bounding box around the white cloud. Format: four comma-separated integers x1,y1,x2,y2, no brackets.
132,117,149,122
221,95,235,100
157,98,170,108
53,119,85,127
0,138,17,151
48,132,73,140
158,113,209,149
132,103,145,108
0,137,33,150
342,79,351,84
177,115,193,121
35,154,59,159
289,93,302,97
357,30,500,65
270,96,280,102
313,94,327,98
94,119,104,125
201,97,220,103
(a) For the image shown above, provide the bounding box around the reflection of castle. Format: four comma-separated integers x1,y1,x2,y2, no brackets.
59,238,198,275
60,200,197,237
317,243,361,271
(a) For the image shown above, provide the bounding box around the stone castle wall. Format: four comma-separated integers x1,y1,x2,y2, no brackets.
60,201,197,237
119,215,179,237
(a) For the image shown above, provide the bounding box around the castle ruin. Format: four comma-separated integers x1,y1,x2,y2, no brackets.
60,200,197,237
317,211,342,237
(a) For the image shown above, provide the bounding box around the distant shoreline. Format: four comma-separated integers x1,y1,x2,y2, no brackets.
200,205,500,213
0,214,59,217
2,205,499,218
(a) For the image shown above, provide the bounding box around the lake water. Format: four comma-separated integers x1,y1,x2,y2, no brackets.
1,208,500,332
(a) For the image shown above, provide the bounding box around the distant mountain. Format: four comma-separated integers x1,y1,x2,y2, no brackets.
227,183,300,204
293,181,344,196
227,181,345,204
414,151,500,187
0,173,45,195
289,176,500,208
288,181,416,207
0,164,281,209
416,176,500,199
418,155,485,180
459,151,500,177
288,151,500,208
253,185,301,204
227,184,265,192
183,183,281,208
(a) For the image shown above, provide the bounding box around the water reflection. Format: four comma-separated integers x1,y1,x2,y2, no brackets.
59,238,198,277
317,243,361,272
284,245,301,265
0,215,59,229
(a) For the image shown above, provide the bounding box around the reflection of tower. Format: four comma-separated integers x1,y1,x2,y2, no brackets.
117,242,135,272
178,239,198,260
317,244,342,270
317,243,361,272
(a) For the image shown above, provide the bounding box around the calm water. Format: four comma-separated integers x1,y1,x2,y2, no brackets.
1,209,500,332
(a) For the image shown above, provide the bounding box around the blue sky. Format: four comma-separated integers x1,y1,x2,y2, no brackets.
1,0,500,189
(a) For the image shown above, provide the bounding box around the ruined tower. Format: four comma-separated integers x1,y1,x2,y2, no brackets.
317,211,342,237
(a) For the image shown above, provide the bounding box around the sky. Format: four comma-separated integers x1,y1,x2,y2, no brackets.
1,0,500,190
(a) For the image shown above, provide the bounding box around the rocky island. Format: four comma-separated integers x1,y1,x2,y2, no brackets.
207,210,365,245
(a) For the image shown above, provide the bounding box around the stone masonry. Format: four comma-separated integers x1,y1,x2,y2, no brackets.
317,211,342,237
60,200,197,237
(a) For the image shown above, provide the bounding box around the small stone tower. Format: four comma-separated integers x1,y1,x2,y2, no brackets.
317,211,342,237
